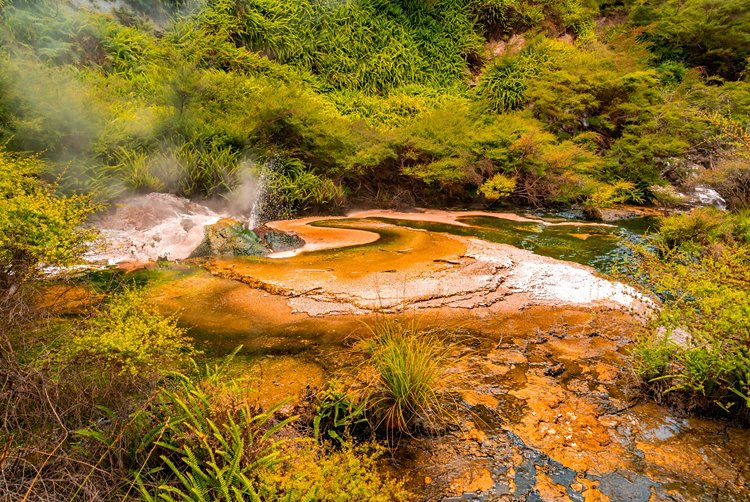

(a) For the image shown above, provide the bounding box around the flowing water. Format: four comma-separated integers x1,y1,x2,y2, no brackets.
80,209,749,500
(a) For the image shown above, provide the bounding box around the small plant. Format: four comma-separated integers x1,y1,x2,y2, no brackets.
359,319,458,435
313,380,368,443
57,288,194,378
583,180,644,218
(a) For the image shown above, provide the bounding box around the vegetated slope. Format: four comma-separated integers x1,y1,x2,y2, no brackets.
0,0,748,215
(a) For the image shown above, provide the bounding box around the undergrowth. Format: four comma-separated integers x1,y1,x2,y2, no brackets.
629,208,750,422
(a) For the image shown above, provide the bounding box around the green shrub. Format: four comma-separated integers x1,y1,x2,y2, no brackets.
0,148,98,316
631,331,678,383
629,210,750,421
133,369,292,501
479,172,516,201
75,350,408,501
472,0,597,38
477,57,529,112
263,158,346,218
258,440,411,501
655,207,731,247
58,288,194,378
633,0,750,81
583,180,644,215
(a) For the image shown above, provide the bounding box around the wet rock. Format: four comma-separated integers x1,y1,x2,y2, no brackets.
594,206,662,222
683,184,727,210
490,348,528,365
190,218,269,257
449,467,494,496
254,225,304,253
88,193,222,263
595,469,655,502
544,362,565,377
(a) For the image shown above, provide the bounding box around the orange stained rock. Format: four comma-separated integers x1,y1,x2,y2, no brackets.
535,470,571,501
509,373,625,473
460,390,500,409
448,467,494,495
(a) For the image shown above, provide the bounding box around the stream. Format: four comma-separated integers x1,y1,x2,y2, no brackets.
83,206,749,501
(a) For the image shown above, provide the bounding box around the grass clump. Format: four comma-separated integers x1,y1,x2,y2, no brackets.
359,319,459,435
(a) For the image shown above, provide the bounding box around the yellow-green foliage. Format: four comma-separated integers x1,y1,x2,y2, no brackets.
258,441,411,501
479,173,516,201
93,352,411,501
59,289,193,377
473,0,596,38
0,147,97,291
2,0,750,211
584,180,643,210
630,209,750,420
632,0,750,81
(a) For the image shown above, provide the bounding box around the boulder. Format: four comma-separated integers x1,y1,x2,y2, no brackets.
190,218,269,258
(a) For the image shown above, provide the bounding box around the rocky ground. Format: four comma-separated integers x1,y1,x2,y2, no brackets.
390,307,749,501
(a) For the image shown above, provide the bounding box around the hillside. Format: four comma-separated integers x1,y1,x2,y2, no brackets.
1,0,748,215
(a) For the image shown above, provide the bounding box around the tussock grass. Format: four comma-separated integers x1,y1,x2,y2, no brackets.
358,319,460,435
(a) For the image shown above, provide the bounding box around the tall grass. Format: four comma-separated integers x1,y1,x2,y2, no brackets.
360,319,458,435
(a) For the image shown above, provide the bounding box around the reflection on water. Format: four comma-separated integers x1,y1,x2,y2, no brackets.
371,215,657,272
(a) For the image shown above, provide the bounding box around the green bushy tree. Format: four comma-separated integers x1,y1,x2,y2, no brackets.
632,0,750,81
0,148,98,318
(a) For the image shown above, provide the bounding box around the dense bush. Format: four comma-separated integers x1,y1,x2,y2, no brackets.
0,148,98,319
630,209,750,421
56,288,194,378
473,0,596,38
632,0,750,81
1,0,748,213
